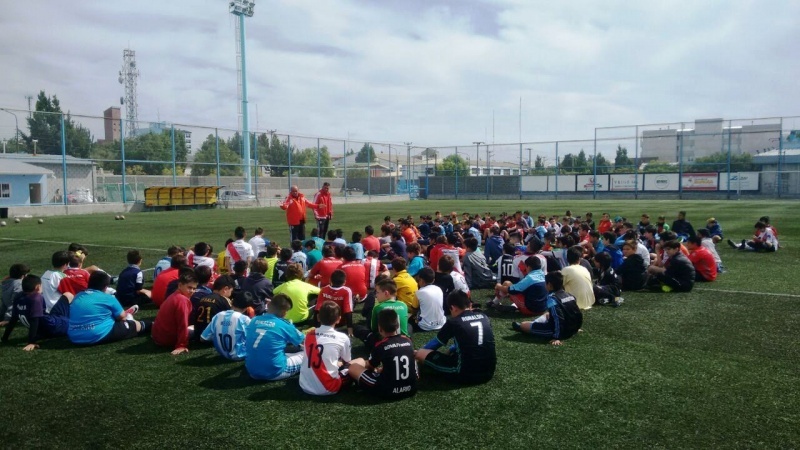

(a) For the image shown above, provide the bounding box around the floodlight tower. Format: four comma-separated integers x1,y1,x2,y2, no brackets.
230,0,255,194
118,49,140,137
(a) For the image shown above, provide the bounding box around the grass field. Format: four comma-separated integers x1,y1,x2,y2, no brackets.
1,199,798,449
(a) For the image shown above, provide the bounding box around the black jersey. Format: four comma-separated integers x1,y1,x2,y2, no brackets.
495,254,518,284
434,272,456,312
436,310,496,378
272,260,290,287
191,293,231,339
550,290,582,340
368,334,418,398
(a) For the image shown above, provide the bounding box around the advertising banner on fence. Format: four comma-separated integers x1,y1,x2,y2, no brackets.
548,175,576,192
682,173,718,191
520,176,549,192
643,173,679,191
576,175,609,192
610,173,645,191
718,172,760,191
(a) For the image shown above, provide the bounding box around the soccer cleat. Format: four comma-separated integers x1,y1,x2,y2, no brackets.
611,297,624,307
124,305,139,316
727,239,737,249
511,322,522,332
598,298,610,306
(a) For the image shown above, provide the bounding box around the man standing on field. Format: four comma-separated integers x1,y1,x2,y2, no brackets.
280,185,317,242
313,182,334,239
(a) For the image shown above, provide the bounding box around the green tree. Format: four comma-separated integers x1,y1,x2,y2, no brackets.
90,140,120,172
576,150,588,171
355,143,376,163
227,132,243,158
262,134,291,176
122,129,188,175
292,146,335,177
614,145,634,171
590,153,612,174
439,154,469,177
686,152,755,173
560,153,575,173
534,155,544,169
22,90,93,158
643,161,679,173
192,134,243,176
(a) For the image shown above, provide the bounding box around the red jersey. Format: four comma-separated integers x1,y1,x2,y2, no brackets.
598,219,612,234
428,244,448,272
58,268,90,295
363,257,386,289
152,267,180,307
362,235,381,254
308,257,342,287
688,246,717,282
340,261,368,300
312,189,333,220
401,227,417,244
152,290,192,350
316,285,353,326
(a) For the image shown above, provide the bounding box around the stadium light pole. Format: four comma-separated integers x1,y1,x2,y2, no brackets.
230,0,255,194
1,108,19,152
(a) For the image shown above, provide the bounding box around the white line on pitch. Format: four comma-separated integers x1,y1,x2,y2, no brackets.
1,238,166,253
693,287,800,299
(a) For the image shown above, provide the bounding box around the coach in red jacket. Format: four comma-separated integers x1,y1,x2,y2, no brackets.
313,182,334,238
280,185,317,242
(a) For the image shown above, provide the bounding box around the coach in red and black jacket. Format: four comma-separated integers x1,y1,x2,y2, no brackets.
280,185,317,243
312,182,334,239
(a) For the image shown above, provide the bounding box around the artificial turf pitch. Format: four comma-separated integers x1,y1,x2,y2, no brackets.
0,199,798,449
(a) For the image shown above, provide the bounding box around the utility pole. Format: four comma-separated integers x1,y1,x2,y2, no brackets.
472,142,484,176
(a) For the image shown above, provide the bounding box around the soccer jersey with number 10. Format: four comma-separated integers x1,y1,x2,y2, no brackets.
299,325,352,395
201,310,251,361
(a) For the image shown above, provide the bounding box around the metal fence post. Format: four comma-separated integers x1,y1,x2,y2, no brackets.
407,143,411,200
60,113,68,206
317,138,321,189
555,142,559,199
455,146,459,199
171,125,177,186
592,128,598,200
367,142,371,198
778,118,784,198
634,126,639,199
120,118,127,203
287,135,292,188
215,129,221,187
343,139,347,198
252,132,258,200
726,121,732,200
518,142,523,199
678,123,684,199
486,145,490,200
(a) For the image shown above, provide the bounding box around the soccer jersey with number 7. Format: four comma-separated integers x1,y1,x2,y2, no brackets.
245,313,305,380
299,325,352,395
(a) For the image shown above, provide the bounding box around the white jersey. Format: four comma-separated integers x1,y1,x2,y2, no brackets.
451,271,470,296
440,247,463,274
299,325,352,396
226,239,254,264
759,228,779,249
511,253,547,279
200,310,251,361
701,238,722,265
193,255,216,271
636,242,651,268
415,285,445,331
153,257,171,280
40,269,65,313
248,236,267,257
290,251,308,271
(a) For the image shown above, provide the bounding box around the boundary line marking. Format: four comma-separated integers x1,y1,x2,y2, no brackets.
1,238,166,253
693,287,800,299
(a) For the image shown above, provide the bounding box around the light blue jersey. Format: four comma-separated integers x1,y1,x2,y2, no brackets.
68,289,124,344
201,310,251,361
245,313,305,380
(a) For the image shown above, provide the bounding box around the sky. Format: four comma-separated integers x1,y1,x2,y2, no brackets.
1,0,798,155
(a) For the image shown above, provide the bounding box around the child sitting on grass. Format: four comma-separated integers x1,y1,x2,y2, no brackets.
245,294,306,381
592,252,623,307
1,275,72,351
314,270,354,337
511,271,583,346
300,301,353,396
152,269,199,355
349,308,417,399
354,278,409,351
1,263,30,321
200,285,251,361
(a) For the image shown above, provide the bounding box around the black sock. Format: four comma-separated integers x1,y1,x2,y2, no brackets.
511,322,522,332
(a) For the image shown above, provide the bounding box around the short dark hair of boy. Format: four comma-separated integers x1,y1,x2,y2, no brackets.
335,229,344,238
377,308,399,334
662,240,681,250
266,246,279,258
439,255,455,273
213,275,236,291
448,290,471,310
545,271,564,291
330,269,346,287
291,240,303,252
232,292,249,309
623,230,637,241
392,257,407,272
9,263,30,279
697,228,711,238
594,252,611,270
660,231,677,242
225,238,235,247
686,235,703,246
391,230,402,240
365,225,375,236
254,227,264,235
601,232,616,243
233,260,249,275
622,241,637,251
195,265,212,285
126,249,142,265
193,242,209,257
271,293,293,313
167,245,183,257
644,225,658,235
406,242,421,255
88,271,111,291
589,230,601,240
528,238,543,253
322,246,335,258
447,234,459,246
567,246,582,265
68,243,86,254
318,301,341,326
171,255,188,269
580,223,591,232
279,247,293,261
21,274,42,294
343,247,357,262
52,251,71,268
754,221,767,230
327,230,337,240
352,231,362,243
524,256,542,271
234,226,246,239
622,222,634,230
304,240,316,250
69,253,82,268
179,268,199,285
250,258,267,275
464,237,479,251
417,267,435,284
376,278,397,296
759,216,770,224
366,250,379,258
678,211,686,218
285,263,304,281
502,243,516,255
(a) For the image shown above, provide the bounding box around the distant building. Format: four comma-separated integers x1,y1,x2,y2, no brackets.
99,107,121,144
641,118,782,163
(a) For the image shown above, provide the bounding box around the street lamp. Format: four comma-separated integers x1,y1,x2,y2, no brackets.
32,139,38,155
473,141,484,175
0,108,19,152
229,0,256,194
